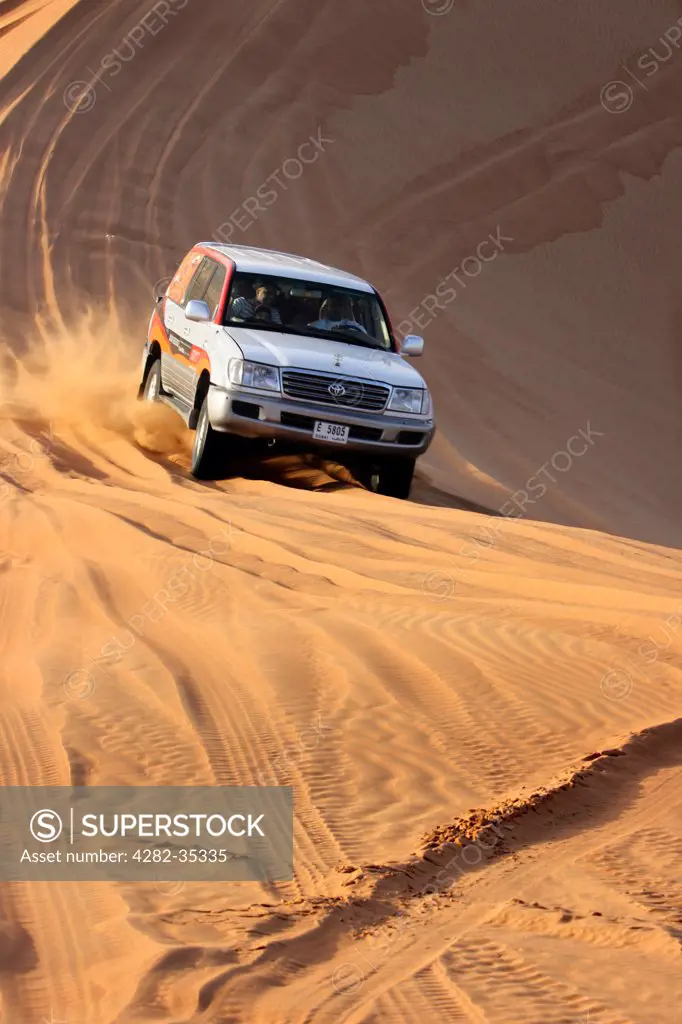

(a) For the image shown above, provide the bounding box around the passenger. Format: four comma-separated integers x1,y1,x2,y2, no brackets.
230,280,282,323
252,304,272,322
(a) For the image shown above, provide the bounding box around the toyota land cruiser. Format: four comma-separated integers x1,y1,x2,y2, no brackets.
140,243,435,498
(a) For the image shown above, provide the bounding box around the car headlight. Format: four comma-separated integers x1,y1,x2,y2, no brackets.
388,387,425,414
421,389,433,417
228,359,280,391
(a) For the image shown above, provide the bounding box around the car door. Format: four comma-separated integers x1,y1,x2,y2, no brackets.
162,249,203,396
192,260,228,374
162,256,216,404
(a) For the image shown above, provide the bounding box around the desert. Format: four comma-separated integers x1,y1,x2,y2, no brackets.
0,1,681,1022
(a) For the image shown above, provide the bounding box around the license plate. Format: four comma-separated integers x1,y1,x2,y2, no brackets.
313,420,349,444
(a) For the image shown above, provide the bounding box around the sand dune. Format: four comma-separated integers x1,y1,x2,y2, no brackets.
2,0,681,543
0,1,681,1022
1,321,681,1022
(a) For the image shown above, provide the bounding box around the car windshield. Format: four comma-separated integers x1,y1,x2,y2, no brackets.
223,271,394,350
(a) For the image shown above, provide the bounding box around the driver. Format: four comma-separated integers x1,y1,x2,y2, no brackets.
230,280,282,323
309,295,366,333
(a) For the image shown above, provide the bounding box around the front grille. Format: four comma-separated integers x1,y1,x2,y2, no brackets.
281,370,389,411
280,412,383,442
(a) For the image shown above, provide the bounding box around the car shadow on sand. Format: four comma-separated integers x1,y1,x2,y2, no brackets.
209,447,500,515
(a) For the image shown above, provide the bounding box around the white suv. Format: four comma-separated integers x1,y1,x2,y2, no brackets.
140,243,435,498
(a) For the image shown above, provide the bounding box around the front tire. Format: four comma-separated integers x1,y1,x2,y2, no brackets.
191,393,228,480
142,358,162,402
355,456,416,499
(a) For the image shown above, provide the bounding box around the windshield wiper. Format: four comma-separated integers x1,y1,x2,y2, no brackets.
225,318,289,333
295,327,385,350
226,320,387,351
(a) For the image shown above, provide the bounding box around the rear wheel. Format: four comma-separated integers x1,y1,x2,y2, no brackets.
356,456,416,499
191,393,229,480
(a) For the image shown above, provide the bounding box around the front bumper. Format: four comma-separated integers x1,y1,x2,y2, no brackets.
207,386,435,457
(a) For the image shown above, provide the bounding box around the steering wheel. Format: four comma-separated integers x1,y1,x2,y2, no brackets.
331,320,367,334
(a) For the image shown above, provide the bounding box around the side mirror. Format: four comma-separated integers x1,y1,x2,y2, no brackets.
185,299,211,323
401,334,424,356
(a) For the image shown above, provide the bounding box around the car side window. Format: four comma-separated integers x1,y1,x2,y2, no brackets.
167,250,202,304
183,258,216,307
203,263,227,320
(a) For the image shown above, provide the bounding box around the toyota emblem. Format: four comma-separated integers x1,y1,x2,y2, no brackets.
329,382,346,397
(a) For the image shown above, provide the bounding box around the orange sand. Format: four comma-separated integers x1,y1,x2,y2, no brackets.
0,2,680,1022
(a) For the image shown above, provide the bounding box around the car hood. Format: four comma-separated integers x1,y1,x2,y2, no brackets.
224,326,426,387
